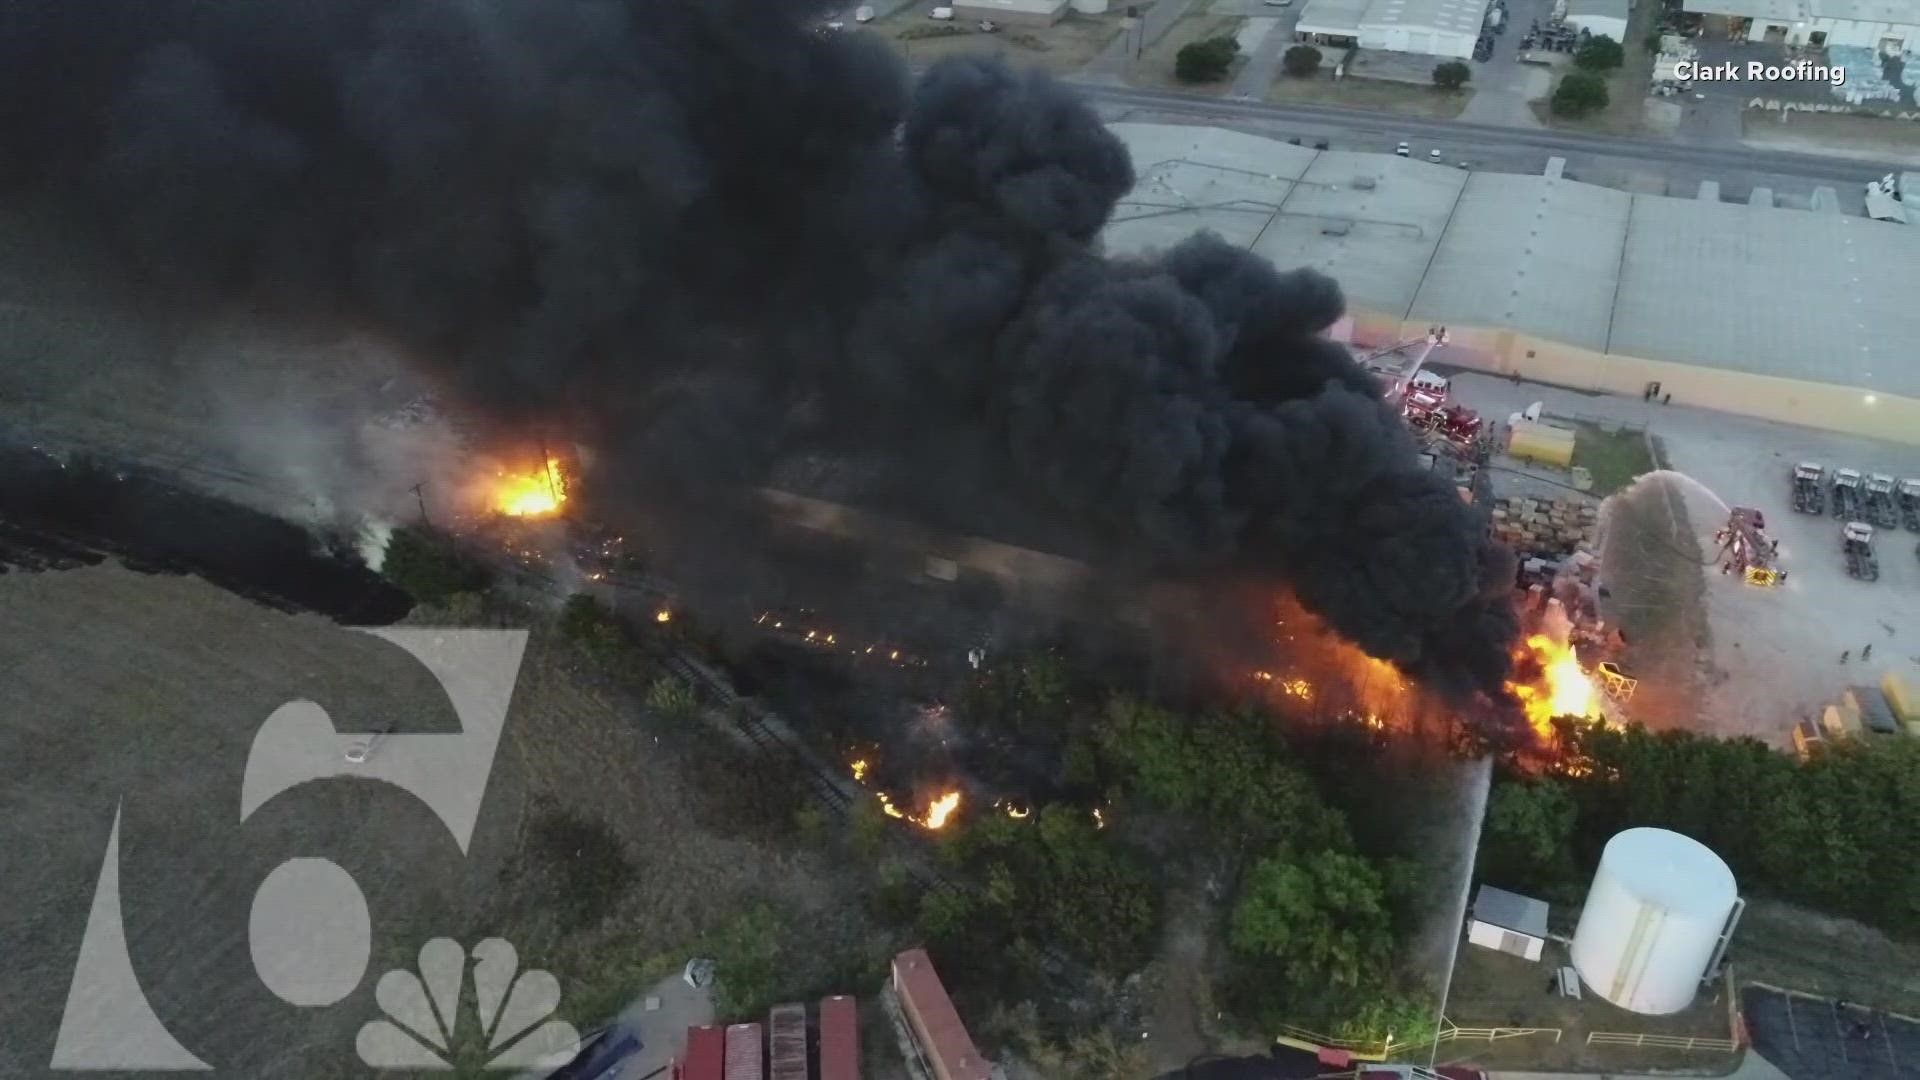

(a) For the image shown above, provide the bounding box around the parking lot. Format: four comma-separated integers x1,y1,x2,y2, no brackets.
1742,986,1920,1080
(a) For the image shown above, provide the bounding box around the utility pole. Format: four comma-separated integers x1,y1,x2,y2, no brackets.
538,435,560,504
410,482,430,527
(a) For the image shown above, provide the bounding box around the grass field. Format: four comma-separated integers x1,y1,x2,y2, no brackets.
1270,72,1472,119
0,564,891,1078
877,12,1123,75
1571,421,1656,496
1127,3,1245,93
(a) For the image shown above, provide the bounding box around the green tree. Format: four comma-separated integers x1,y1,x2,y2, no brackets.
1175,35,1239,82
1551,71,1609,116
1643,30,1663,52
704,905,784,1019
1480,779,1578,891
380,525,489,603
1230,850,1392,991
1432,59,1471,90
1574,34,1624,71
1283,44,1323,77
849,797,892,860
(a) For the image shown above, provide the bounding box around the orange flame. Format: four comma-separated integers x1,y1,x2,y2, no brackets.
1505,634,1600,739
494,457,567,517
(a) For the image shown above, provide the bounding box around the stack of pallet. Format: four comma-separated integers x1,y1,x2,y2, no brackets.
1490,496,1599,559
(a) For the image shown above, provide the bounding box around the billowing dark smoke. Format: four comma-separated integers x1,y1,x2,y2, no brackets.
0,0,1517,695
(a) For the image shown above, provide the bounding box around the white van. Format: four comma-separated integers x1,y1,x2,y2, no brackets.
929,6,954,17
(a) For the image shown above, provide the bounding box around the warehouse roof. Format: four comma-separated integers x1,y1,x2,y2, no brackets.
1104,123,1920,397
1296,0,1372,34
1682,0,1920,24
1566,0,1629,20
1359,0,1490,35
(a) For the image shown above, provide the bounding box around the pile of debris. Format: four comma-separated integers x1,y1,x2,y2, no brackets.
1491,496,1599,559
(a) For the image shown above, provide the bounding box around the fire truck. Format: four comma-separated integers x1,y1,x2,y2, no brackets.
1713,507,1783,586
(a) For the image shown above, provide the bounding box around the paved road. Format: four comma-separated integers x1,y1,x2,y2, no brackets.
1063,79,1902,183
1489,1050,1792,1080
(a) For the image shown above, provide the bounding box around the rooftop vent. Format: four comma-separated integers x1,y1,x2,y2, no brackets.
1321,221,1352,236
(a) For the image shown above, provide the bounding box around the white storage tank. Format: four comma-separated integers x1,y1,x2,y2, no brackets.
1570,828,1740,1015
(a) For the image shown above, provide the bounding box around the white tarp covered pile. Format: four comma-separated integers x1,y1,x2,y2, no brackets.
1829,45,1901,104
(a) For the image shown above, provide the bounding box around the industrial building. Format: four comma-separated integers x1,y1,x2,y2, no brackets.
1681,0,1918,50
1104,123,1920,445
950,0,1108,26
1466,884,1550,961
1296,0,1492,55
1563,0,1630,40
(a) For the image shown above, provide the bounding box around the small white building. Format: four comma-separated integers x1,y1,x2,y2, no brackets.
1467,884,1550,962
1682,0,1918,51
1565,0,1630,41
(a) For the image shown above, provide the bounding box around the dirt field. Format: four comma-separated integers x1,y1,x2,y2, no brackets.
1441,936,1741,1073
1268,72,1473,117
0,564,885,1078
875,12,1123,75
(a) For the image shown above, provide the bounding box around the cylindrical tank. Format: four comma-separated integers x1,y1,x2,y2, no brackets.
1571,828,1737,1015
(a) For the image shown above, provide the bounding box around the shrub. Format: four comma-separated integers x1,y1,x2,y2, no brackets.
1283,44,1322,77
1175,35,1238,82
1574,33,1624,71
1432,59,1471,90
526,810,635,930
1551,70,1609,116
643,675,700,723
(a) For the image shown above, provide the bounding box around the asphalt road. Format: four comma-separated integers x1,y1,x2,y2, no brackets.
1063,79,1901,186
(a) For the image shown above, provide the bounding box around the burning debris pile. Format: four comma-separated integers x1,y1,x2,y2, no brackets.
0,0,1519,705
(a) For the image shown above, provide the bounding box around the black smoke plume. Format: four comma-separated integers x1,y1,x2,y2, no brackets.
0,0,1518,696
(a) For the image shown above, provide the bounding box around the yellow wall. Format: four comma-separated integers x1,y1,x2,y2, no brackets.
1355,310,1920,447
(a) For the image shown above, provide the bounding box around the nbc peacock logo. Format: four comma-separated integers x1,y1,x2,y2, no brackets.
357,938,581,1070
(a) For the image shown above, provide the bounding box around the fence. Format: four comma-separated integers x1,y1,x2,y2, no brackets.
1437,1023,1563,1046
1586,1032,1739,1052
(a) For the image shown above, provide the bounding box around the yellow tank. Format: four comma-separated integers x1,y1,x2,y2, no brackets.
1506,420,1576,469
1882,672,1916,723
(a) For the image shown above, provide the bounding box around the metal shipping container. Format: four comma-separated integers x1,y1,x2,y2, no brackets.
819,996,860,1080
683,1026,726,1080
769,1004,808,1080
725,1023,764,1080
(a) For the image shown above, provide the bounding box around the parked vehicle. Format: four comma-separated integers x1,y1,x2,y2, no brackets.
929,6,954,18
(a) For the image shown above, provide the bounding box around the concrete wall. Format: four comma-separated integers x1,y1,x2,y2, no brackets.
1351,308,1920,446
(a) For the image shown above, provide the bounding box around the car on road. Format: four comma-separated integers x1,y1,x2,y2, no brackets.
344,722,394,764
1264,0,1294,6
1396,141,1410,156
1429,148,1443,162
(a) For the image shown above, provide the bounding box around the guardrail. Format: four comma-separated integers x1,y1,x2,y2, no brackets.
1439,1024,1563,1045
1585,1032,1738,1052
